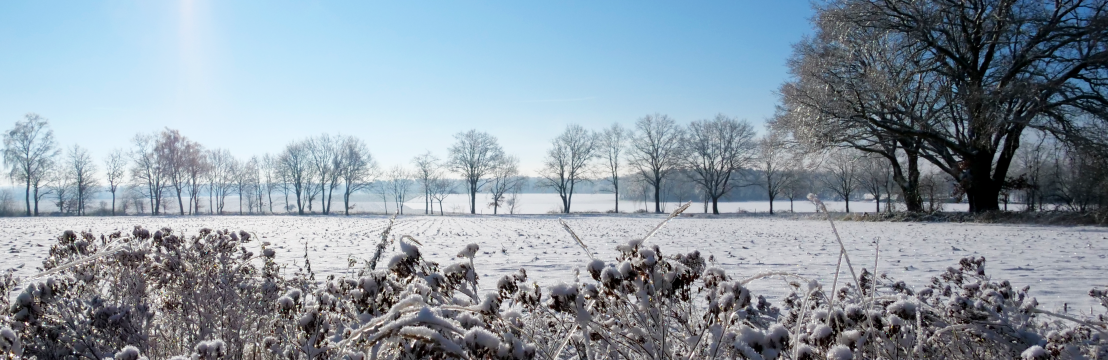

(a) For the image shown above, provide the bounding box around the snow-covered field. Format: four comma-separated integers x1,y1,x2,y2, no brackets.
0,214,1101,311
76,192,1003,215
402,193,993,214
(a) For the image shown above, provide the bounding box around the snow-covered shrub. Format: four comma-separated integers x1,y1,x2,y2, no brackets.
0,207,1104,359
2,227,286,359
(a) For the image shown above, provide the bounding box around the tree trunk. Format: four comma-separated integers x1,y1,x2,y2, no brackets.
653,179,662,214
34,185,40,216
296,191,304,215
768,193,775,215
966,182,1002,213
891,156,923,212
711,196,720,215
24,180,31,216
111,192,116,216
176,188,185,215
470,181,478,214
613,183,619,213
874,194,880,213
965,154,1002,213
566,185,573,214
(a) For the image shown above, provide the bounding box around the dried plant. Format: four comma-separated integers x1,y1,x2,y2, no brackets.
0,211,1104,359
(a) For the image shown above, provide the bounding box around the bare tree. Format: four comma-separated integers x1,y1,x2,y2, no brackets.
488,155,523,215
1013,133,1051,211
184,142,208,215
683,115,757,214
781,168,811,213
599,123,628,213
858,154,894,213
207,149,236,214
233,157,259,215
775,14,934,213
1048,143,1106,212
448,130,505,214
277,157,292,213
756,131,803,215
130,133,166,215
47,166,72,214
540,125,597,213
374,179,390,214
279,141,311,215
427,176,455,216
308,134,342,215
3,114,59,216
385,165,413,215
806,0,1108,212
412,152,439,215
260,154,278,214
125,185,145,215
629,114,684,213
338,136,376,215
505,178,525,215
304,169,320,213
103,149,127,215
919,169,950,213
155,128,202,215
822,150,862,212
66,145,97,216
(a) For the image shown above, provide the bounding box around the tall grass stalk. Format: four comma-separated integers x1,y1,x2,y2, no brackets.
808,193,862,322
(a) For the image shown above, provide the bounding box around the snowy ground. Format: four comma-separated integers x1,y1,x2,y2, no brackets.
400,193,998,214
0,214,1101,311
72,193,1010,215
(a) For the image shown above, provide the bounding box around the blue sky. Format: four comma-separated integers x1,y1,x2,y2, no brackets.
0,1,814,173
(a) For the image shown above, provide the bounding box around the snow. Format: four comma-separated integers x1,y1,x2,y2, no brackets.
81,193,1005,215
826,345,853,360
0,214,1103,311
1021,345,1048,359
413,193,991,214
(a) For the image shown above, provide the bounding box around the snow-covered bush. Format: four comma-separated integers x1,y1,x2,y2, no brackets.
0,207,1104,359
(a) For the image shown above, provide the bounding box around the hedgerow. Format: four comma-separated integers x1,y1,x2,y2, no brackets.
0,198,1104,359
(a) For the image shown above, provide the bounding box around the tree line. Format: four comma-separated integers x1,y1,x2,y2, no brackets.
4,107,1103,217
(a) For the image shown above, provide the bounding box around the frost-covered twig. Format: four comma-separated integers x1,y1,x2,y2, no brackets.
641,201,691,244
559,219,596,261
24,246,126,284
792,284,820,360
738,271,814,286
1032,308,1108,337
808,193,862,321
